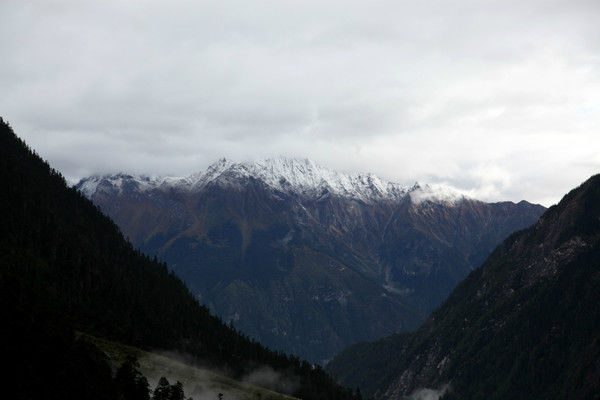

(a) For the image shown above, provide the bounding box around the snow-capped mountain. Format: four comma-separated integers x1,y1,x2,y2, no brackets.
76,159,544,363
78,156,466,205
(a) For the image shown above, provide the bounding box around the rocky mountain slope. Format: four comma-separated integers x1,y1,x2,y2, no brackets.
326,174,600,399
77,158,544,363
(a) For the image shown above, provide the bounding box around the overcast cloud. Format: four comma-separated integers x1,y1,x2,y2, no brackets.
1,0,599,205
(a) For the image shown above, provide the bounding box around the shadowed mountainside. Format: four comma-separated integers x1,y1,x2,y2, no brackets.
327,174,600,399
0,118,359,400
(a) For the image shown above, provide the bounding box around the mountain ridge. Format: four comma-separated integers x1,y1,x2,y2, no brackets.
77,156,469,205
77,157,545,363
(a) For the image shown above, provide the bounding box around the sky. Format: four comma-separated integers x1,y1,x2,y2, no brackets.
1,0,599,206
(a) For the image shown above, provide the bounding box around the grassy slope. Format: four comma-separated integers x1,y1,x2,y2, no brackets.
82,334,299,400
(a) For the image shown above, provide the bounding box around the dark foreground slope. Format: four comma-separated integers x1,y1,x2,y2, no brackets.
327,174,600,399
0,118,359,400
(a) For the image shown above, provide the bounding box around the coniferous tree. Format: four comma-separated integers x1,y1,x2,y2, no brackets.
115,356,150,400
153,377,171,400
170,381,184,400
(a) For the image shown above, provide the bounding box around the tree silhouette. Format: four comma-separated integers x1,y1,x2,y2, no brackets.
170,381,184,400
153,377,171,400
115,356,150,400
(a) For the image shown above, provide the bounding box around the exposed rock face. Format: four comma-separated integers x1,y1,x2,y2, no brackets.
327,175,600,399
77,157,544,363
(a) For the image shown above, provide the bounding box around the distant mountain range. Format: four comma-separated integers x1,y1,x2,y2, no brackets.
78,158,466,204
77,158,545,363
326,174,600,399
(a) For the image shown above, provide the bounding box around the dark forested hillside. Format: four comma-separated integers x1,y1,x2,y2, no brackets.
0,118,359,400
326,174,600,399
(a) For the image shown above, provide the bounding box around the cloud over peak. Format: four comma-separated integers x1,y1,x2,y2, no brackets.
1,0,599,206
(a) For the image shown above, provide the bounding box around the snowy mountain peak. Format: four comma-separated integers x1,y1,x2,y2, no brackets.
190,156,411,202
409,182,466,205
76,157,469,205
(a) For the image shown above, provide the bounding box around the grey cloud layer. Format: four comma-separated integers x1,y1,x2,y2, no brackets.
1,0,599,205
